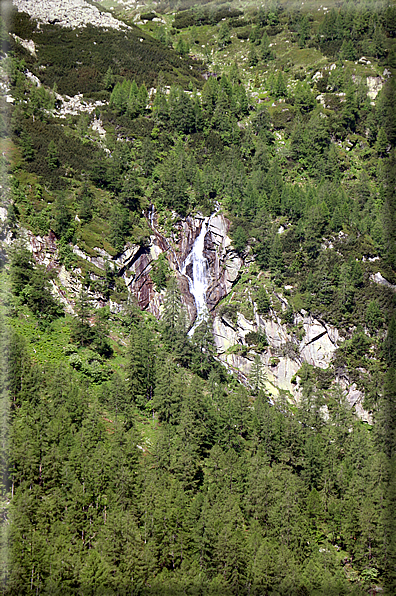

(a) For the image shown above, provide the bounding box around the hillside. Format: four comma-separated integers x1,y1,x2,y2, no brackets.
0,0,396,594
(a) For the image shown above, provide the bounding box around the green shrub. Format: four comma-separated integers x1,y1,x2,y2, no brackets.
58,240,78,270
219,303,238,325
281,307,294,325
232,226,248,254
18,22,203,96
227,344,248,356
140,12,157,21
245,329,268,350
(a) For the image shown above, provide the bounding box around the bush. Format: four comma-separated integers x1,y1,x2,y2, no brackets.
232,226,248,253
281,307,294,325
219,303,238,325
245,329,268,350
151,254,170,291
227,344,248,356
236,28,251,40
13,22,203,97
140,12,157,21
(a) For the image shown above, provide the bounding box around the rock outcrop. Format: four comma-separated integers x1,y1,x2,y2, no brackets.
114,210,243,322
205,214,243,310
12,0,130,30
366,75,384,100
212,306,371,421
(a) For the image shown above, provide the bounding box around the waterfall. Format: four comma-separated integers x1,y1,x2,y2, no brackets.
181,216,212,335
148,204,155,229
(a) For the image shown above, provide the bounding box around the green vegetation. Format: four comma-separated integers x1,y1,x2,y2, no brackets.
1,0,395,594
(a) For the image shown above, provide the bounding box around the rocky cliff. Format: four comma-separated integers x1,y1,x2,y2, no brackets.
117,211,244,321
0,207,371,421
212,307,370,422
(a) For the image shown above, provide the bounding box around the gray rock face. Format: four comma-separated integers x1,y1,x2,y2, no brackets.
370,272,396,291
212,306,370,421
122,211,242,322
205,214,243,310
297,314,340,368
366,75,384,100
12,0,130,30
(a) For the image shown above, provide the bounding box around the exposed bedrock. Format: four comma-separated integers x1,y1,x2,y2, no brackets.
118,211,243,321
213,310,371,422
1,209,371,421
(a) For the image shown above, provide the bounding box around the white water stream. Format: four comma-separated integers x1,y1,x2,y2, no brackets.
181,216,212,336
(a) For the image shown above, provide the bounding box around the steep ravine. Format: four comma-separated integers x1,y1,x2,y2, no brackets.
0,208,371,421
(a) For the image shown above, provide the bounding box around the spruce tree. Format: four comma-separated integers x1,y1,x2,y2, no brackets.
71,290,92,346
249,355,267,395
274,71,287,98
260,32,273,61
376,127,389,157
102,66,114,91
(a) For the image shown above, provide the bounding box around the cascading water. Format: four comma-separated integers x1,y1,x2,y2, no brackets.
148,204,155,229
181,216,212,335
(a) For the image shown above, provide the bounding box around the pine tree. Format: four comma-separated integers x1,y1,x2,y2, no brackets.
338,262,355,312
102,66,114,91
191,317,216,378
152,353,182,424
294,81,315,114
372,25,387,59
126,326,155,410
201,77,218,117
162,277,184,335
274,71,287,98
127,81,139,117
19,131,35,162
78,183,94,223
376,127,389,157
269,235,284,279
137,83,149,115
229,60,240,85
340,39,357,61
218,22,231,48
153,85,168,124
260,31,273,62
52,193,72,240
298,15,310,48
249,355,267,395
45,140,59,170
71,290,92,346
248,46,258,67
175,37,189,56
109,203,129,252
255,287,270,314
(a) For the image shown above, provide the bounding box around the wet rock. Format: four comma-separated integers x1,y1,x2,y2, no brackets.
139,211,243,320
205,213,243,310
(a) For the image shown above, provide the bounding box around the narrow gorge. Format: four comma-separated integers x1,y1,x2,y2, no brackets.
1,206,371,422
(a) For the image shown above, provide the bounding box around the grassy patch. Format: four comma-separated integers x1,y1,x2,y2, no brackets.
10,315,72,365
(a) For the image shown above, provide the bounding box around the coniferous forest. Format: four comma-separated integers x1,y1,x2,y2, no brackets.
0,0,395,594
